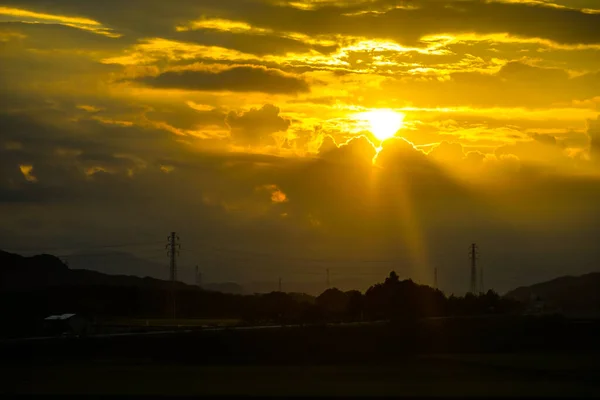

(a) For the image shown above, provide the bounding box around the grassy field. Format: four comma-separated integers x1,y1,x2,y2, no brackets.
4,355,600,396
98,318,242,327
4,319,600,395
426,353,600,373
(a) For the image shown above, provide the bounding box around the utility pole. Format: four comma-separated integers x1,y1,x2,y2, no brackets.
479,261,484,294
278,277,282,292
326,268,331,290
469,243,478,294
195,265,202,287
434,267,438,290
166,232,180,319
166,232,180,282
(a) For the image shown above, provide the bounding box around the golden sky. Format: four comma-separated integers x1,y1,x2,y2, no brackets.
1,0,599,293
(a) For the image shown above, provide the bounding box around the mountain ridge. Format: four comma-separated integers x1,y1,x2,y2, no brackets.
505,272,600,316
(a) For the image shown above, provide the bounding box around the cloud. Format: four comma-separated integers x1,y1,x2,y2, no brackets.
0,6,119,37
494,134,574,170
1,0,600,294
175,23,338,56
148,0,600,49
382,62,600,108
4,0,600,58
588,116,600,162
374,137,427,170
531,133,557,146
319,135,377,166
145,103,227,132
226,104,291,146
427,141,465,163
2,104,600,293
18,164,37,182
256,184,289,203
133,65,310,94
317,135,338,155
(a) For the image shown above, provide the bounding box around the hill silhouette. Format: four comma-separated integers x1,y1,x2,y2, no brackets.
66,251,169,281
1,250,526,340
2,250,245,294
0,250,190,291
505,272,600,317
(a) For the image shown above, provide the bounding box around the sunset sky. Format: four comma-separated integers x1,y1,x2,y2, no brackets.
1,0,599,294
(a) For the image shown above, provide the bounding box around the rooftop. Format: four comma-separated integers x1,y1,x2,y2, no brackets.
44,313,76,321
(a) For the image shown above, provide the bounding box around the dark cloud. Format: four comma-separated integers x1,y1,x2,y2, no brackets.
226,104,291,146
145,105,227,131
4,0,600,51
213,0,600,46
531,133,558,146
497,62,569,83
0,21,135,51
133,66,310,94
174,29,337,56
374,137,428,170
319,135,376,166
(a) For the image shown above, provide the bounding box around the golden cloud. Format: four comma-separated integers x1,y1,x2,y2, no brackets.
18,164,37,182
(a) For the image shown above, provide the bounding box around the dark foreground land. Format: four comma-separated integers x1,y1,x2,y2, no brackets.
3,317,600,396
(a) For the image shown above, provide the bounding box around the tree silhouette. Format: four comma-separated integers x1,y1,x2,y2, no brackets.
317,288,349,321
1,251,526,338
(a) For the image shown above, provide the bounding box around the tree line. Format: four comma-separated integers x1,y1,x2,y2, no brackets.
2,271,523,328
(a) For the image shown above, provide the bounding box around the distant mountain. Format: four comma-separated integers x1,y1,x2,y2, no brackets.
66,251,168,280
0,250,189,292
203,282,244,295
0,250,248,296
0,251,256,325
505,272,600,316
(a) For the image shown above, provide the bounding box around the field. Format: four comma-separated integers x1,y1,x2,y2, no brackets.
3,318,600,396
99,318,242,328
4,355,600,396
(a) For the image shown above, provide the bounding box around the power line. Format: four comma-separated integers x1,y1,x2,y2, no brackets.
195,242,409,265
35,238,413,266
469,243,478,294
56,248,167,259
166,232,180,320
195,265,202,287
479,258,484,294
7,240,165,254
166,232,180,282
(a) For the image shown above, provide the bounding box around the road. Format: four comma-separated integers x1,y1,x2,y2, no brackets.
1,320,388,344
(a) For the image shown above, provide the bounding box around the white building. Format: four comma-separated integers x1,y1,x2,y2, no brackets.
44,313,89,336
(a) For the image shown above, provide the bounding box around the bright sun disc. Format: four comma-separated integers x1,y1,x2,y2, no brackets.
360,109,405,141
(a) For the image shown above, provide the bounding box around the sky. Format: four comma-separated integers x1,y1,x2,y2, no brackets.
1,0,600,294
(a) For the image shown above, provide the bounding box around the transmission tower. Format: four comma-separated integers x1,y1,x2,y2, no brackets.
195,265,202,287
166,232,180,320
326,268,331,289
434,267,438,290
166,232,180,282
479,261,484,294
278,277,282,292
469,243,478,294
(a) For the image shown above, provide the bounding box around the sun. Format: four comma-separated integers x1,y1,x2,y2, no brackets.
359,109,405,141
